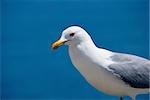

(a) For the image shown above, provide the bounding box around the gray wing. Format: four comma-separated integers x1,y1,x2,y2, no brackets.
108,53,150,88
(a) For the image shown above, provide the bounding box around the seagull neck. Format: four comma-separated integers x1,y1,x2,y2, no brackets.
83,40,97,49
73,39,98,52
81,34,98,49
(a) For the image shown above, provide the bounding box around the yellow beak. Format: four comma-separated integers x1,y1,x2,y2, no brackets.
52,40,66,50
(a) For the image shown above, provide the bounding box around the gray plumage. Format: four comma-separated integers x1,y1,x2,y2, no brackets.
108,53,150,88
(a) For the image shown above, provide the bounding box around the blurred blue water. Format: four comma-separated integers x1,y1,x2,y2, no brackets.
2,0,149,100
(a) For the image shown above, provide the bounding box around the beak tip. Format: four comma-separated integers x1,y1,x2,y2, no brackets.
51,47,56,50
51,40,65,51
51,45,57,51
51,47,54,51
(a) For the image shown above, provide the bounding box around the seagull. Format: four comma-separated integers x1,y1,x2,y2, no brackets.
51,26,150,100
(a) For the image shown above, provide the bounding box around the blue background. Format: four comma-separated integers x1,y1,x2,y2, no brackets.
2,0,149,100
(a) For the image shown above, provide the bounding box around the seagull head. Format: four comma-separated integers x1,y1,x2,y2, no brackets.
52,26,91,50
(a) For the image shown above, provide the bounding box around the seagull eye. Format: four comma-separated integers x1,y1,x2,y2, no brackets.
70,33,75,37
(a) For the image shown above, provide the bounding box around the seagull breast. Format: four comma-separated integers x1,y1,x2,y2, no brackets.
68,43,132,96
